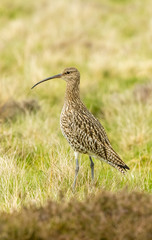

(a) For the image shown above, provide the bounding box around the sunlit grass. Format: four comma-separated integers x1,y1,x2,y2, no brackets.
0,0,152,212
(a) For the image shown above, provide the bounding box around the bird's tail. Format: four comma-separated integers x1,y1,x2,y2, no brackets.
104,145,130,174
112,162,130,174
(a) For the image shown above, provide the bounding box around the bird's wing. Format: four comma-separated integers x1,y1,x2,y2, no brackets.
72,109,112,154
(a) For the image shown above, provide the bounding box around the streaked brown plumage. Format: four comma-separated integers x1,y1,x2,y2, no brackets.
32,67,130,189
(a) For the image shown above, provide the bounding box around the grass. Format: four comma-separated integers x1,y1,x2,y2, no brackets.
0,0,152,212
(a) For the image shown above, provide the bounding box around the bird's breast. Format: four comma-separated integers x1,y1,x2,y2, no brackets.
60,104,87,153
60,104,73,136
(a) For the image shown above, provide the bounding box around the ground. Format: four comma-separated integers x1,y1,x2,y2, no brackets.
0,0,152,212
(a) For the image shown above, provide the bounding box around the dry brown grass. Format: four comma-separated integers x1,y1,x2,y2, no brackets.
0,191,152,240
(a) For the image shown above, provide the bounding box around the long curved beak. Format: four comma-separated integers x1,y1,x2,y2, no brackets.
31,73,62,89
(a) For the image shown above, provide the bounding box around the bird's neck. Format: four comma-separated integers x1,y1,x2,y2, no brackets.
65,81,81,104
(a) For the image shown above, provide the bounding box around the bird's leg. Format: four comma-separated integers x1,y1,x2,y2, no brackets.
89,156,94,180
73,152,79,190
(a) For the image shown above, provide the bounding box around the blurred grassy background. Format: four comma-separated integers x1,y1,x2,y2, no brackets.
0,0,152,212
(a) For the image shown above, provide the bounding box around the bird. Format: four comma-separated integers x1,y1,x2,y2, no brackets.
31,67,130,189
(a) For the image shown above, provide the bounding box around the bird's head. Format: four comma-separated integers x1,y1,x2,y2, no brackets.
31,67,80,89
61,67,80,82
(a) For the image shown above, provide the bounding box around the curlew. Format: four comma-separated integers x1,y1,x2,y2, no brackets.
32,67,130,189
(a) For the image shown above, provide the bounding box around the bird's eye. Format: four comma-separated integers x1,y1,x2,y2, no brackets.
66,71,70,74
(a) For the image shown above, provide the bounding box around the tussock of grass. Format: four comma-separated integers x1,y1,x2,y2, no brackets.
0,99,40,122
0,191,152,240
0,0,152,212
